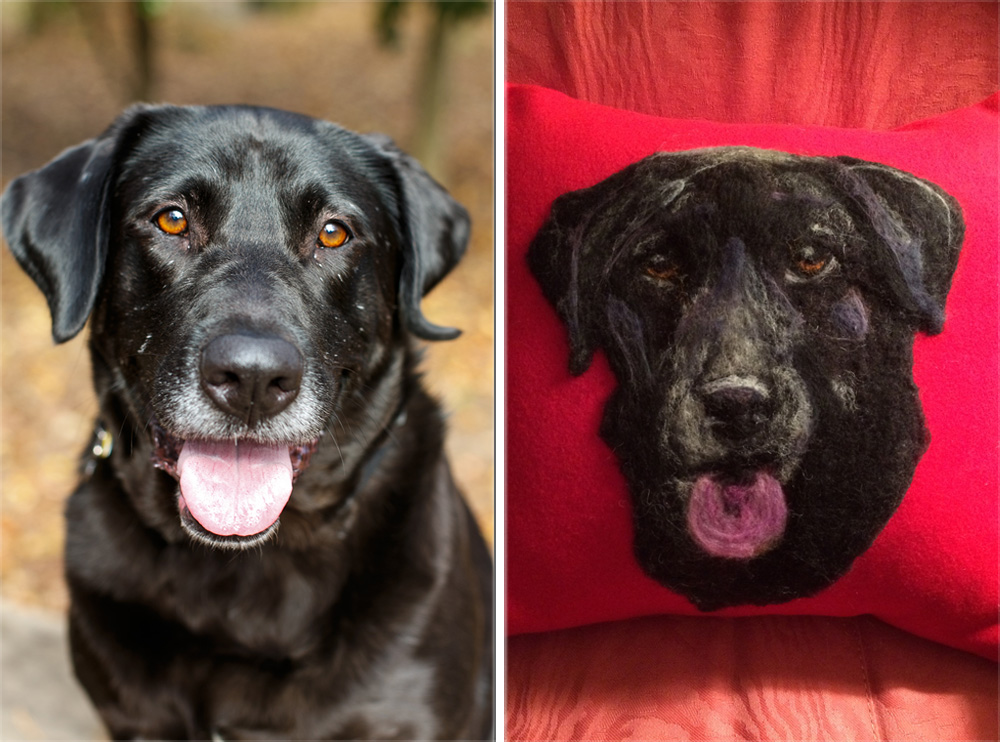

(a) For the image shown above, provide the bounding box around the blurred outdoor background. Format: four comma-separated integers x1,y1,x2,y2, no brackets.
1,0,494,613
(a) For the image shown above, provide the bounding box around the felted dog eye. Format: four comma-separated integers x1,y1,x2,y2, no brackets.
155,208,188,236
646,265,678,281
788,245,836,280
318,220,351,249
644,261,680,283
796,256,828,276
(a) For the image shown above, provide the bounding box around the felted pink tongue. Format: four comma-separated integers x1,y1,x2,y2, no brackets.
177,440,293,537
686,472,787,559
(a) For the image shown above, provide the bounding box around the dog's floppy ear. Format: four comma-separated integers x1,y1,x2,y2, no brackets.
834,157,964,334
1,108,151,343
527,162,659,376
365,135,470,341
527,189,603,375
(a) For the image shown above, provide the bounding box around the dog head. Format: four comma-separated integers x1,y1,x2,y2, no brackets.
529,147,962,609
2,105,468,549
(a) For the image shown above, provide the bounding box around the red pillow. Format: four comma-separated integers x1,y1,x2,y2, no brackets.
506,83,999,659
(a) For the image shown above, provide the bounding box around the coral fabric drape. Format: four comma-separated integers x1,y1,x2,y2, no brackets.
507,1,997,130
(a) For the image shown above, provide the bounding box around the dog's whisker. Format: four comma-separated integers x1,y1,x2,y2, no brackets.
324,421,349,471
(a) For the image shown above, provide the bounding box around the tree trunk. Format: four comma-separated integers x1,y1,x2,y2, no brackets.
411,7,451,180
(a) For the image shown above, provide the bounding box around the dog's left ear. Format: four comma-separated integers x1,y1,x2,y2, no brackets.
366,135,470,341
835,157,964,334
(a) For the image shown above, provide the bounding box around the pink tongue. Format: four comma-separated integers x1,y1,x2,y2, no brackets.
177,440,293,537
686,472,788,559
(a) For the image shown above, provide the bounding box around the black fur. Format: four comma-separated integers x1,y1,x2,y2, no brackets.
2,105,492,740
528,147,962,610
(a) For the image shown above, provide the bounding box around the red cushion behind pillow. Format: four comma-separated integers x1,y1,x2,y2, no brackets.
506,83,999,659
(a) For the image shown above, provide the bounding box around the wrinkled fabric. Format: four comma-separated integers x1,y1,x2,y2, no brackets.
507,2,997,130
507,615,999,741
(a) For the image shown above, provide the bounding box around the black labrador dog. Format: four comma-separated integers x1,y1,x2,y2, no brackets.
529,147,962,610
2,105,492,740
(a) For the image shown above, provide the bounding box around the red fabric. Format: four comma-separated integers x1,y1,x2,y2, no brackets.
506,1,999,130
505,83,999,660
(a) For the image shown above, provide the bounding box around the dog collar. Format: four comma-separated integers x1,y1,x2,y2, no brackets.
83,421,113,477
91,422,114,459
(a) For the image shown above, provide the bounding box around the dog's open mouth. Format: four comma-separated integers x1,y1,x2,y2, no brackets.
151,422,318,547
686,470,788,560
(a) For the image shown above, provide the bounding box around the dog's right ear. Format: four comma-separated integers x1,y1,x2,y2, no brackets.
527,188,605,375
529,153,701,376
1,109,148,343
528,165,643,376
527,162,659,376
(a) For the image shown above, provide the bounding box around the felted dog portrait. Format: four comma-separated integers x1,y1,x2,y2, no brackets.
528,147,963,610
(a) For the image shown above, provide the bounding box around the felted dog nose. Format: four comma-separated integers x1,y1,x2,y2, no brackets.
200,334,303,425
700,377,770,442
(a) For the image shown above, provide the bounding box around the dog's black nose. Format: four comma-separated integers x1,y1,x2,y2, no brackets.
700,378,770,442
200,334,303,425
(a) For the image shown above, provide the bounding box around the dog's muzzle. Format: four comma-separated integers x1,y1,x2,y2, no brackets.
663,371,811,559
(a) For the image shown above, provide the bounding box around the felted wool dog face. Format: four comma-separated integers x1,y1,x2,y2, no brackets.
528,147,963,610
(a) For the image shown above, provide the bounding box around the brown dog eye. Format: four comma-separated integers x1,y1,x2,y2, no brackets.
789,244,835,279
646,265,678,281
645,262,680,283
155,208,188,236
318,220,351,249
796,256,827,276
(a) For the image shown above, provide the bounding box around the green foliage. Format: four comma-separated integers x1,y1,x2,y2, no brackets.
376,0,489,48
245,0,307,14
135,0,168,18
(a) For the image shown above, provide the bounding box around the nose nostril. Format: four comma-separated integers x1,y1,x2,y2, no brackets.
270,376,297,394
203,370,239,388
700,377,771,442
705,389,766,416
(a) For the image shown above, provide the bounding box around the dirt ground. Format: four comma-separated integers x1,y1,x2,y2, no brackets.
0,1,494,611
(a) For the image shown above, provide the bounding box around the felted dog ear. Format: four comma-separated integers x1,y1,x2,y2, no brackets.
527,189,601,375
365,135,470,341
1,107,152,343
834,157,964,335
527,163,659,376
